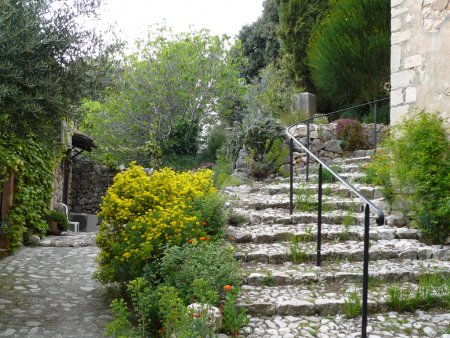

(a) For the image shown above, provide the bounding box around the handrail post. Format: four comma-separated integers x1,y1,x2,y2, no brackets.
373,102,378,151
362,204,370,338
316,164,322,267
306,122,310,182
289,138,294,215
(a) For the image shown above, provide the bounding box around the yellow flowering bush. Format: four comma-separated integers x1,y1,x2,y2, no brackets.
95,164,219,284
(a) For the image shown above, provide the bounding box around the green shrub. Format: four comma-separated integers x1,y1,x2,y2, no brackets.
247,138,289,179
389,112,449,244
159,241,240,305
222,286,249,337
206,125,228,160
335,119,367,151
242,113,285,156
363,148,394,203
191,194,227,237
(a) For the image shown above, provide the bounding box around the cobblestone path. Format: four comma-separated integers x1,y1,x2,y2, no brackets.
0,234,113,337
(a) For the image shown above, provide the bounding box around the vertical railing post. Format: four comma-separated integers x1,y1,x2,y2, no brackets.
289,138,294,215
316,163,322,267
362,204,370,338
306,122,310,182
373,102,378,151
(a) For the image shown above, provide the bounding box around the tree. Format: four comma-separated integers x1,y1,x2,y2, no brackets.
277,0,330,91
244,59,297,121
238,0,280,82
307,0,390,108
0,0,121,137
81,28,246,167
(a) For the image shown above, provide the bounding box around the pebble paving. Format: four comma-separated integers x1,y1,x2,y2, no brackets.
0,233,113,337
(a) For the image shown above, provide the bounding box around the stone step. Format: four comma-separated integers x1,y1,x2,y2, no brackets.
295,162,366,175
230,196,372,213
237,278,449,317
224,182,383,203
227,224,417,244
240,310,450,337
230,207,386,227
234,240,450,264
240,259,450,286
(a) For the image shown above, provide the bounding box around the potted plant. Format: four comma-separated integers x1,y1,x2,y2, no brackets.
47,210,69,235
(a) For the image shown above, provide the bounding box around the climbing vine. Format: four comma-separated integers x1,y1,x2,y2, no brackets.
0,132,61,250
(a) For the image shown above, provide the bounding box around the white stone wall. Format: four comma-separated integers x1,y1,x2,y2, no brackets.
390,0,450,126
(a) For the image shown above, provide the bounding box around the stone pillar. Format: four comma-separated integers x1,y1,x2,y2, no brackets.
390,0,450,127
294,92,317,117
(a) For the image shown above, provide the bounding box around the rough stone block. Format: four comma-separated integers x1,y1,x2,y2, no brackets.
405,86,417,103
403,54,422,69
391,18,401,31
390,105,410,125
391,70,414,89
391,30,411,44
391,0,404,7
390,89,404,106
392,6,408,18
294,92,317,116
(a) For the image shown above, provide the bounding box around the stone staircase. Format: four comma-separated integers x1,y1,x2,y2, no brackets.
223,154,450,338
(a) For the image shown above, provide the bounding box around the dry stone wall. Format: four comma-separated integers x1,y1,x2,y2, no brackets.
70,157,116,214
289,123,388,161
390,0,450,126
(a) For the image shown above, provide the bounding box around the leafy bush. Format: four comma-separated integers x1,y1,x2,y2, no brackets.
241,113,285,156
247,138,289,179
222,286,249,337
335,119,367,151
206,125,228,160
363,148,394,203
159,241,240,305
95,164,218,284
191,194,227,237
389,112,449,244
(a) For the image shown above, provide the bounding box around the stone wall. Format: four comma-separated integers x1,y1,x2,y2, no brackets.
51,164,65,210
289,122,388,161
390,0,450,126
70,157,117,214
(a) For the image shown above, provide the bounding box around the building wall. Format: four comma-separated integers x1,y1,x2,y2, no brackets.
390,0,450,126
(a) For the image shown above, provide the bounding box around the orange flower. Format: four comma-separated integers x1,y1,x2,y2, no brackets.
199,237,206,241
223,284,233,292
201,221,207,225
188,239,194,244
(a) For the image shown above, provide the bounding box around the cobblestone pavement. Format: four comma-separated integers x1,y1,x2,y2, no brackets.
0,233,114,337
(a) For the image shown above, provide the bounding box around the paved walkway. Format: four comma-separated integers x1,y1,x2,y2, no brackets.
0,233,113,337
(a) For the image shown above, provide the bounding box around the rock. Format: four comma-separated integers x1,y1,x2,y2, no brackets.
433,248,450,261
187,303,222,330
423,327,436,336
324,140,343,154
277,300,315,316
396,227,418,239
386,215,406,228
28,234,41,246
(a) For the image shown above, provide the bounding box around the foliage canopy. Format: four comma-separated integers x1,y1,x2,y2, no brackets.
81,28,245,168
307,0,390,108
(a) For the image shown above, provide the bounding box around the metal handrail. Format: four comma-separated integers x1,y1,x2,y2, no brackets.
285,98,388,338
286,130,385,225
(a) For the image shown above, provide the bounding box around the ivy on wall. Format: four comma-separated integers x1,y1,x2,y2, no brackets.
0,132,61,250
